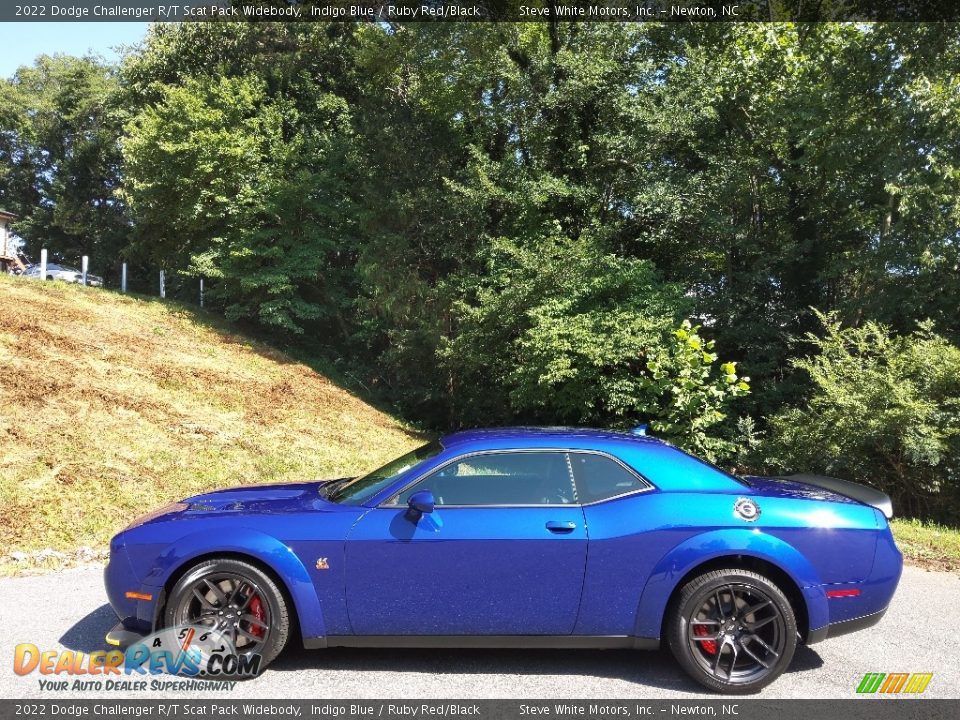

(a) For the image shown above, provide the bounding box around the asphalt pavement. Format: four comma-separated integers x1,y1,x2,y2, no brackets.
0,565,956,699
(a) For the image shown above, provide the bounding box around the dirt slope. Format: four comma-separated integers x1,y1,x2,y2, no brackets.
0,275,421,570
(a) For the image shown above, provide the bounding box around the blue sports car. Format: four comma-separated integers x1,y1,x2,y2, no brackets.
105,427,902,693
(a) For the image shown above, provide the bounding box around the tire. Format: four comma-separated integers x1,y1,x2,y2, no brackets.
164,558,291,674
667,569,797,694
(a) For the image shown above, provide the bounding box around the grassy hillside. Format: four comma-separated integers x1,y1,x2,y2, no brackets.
0,275,422,573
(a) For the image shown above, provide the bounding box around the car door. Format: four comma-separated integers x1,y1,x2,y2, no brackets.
566,451,664,636
344,450,588,636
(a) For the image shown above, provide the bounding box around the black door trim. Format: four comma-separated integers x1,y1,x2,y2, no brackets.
304,635,659,650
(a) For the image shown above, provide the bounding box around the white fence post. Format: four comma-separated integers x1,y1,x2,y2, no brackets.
159,270,165,299
121,263,127,293
81,255,88,286
200,278,204,308
40,248,47,280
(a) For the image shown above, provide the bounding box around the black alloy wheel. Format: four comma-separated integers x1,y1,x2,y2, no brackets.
165,558,290,671
668,569,797,694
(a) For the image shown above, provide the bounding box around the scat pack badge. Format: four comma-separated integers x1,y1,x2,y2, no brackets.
734,497,761,522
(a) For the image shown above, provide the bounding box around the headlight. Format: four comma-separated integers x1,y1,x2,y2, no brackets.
125,502,189,530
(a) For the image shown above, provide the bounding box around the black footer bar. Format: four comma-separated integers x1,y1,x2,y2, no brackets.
0,699,955,720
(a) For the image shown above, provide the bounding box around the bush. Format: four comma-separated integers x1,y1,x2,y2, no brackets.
440,238,749,460
761,313,960,521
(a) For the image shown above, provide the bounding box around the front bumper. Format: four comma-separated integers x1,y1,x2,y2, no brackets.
104,543,160,636
105,622,148,649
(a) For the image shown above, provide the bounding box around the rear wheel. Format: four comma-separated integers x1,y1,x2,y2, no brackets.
165,558,290,673
667,569,797,694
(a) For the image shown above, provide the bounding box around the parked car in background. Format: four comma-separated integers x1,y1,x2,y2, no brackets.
104,427,902,693
22,262,102,286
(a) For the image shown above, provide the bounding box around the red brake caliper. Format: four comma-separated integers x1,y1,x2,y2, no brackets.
694,624,717,655
248,594,266,638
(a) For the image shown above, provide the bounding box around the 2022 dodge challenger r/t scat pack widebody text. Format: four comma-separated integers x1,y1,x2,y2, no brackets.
105,427,902,693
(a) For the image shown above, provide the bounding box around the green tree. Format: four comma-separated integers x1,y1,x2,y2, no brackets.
117,23,363,333
615,24,960,415
762,314,960,520
121,74,356,333
109,21,960,473
121,76,269,271
350,23,960,427
441,237,749,459
0,55,128,270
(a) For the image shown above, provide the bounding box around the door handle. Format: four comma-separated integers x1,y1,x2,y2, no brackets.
545,520,577,533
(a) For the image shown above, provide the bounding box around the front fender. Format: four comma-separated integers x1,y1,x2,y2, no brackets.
137,528,325,641
632,528,829,639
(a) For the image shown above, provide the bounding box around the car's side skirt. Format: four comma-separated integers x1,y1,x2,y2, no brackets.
304,635,659,650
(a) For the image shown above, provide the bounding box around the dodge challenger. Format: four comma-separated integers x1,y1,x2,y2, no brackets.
105,427,902,693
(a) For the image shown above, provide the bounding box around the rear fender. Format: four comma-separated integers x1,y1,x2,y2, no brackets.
139,528,325,640
633,528,829,639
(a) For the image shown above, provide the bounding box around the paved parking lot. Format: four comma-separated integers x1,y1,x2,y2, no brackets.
1,565,957,699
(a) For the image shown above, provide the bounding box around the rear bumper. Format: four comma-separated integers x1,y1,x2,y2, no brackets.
806,606,888,645
806,517,901,644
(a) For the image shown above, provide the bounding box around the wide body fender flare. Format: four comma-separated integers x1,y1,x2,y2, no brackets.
145,528,325,640
632,528,829,639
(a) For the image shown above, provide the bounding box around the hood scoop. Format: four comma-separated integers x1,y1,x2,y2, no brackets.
182,480,328,514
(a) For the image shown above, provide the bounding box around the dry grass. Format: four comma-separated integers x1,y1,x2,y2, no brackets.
891,518,960,573
0,275,423,573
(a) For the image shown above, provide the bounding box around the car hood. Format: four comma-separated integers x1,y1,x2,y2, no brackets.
744,473,893,519
181,478,351,514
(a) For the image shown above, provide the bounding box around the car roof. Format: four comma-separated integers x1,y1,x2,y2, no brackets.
439,426,665,451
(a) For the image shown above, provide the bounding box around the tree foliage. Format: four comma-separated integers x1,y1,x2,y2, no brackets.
0,55,127,270
3,23,960,516
118,25,360,333
763,314,960,520
440,237,748,459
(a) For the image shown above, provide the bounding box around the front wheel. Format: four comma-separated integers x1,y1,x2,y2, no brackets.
164,558,290,673
667,569,797,694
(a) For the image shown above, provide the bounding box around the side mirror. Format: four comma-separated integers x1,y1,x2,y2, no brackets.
407,489,435,515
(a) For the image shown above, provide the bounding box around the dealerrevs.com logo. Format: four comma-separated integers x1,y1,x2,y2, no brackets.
13,625,261,692
856,672,934,695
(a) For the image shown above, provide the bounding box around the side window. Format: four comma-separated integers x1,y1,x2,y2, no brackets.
569,453,648,503
395,452,576,506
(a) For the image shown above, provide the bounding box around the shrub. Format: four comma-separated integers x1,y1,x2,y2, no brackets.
761,313,960,521
440,238,749,460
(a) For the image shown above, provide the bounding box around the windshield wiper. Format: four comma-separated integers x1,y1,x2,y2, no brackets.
318,477,353,500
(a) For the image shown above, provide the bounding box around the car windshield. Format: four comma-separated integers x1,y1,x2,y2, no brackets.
320,441,443,505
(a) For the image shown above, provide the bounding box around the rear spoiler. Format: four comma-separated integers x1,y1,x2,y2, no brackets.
782,474,893,520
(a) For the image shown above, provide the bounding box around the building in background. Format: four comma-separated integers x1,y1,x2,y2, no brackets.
0,210,25,273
